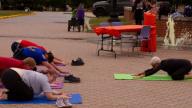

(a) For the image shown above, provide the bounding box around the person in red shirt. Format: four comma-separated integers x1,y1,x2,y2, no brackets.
0,57,36,76
11,40,46,51
11,40,67,65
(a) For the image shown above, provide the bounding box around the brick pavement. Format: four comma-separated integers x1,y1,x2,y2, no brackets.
0,12,192,108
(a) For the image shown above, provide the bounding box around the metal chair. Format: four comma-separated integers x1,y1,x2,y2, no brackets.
110,21,123,44
132,26,151,52
111,21,123,26
97,21,123,58
111,22,136,53
99,22,111,26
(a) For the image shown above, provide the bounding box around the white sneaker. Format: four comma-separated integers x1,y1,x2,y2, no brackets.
56,98,72,108
56,97,65,108
64,99,72,107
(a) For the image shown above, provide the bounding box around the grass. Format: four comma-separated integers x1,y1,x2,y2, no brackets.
89,16,134,28
0,10,31,17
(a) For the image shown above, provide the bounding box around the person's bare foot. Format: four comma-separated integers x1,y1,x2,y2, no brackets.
0,89,7,100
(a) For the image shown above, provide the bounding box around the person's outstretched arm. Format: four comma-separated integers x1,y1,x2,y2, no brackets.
44,92,70,100
133,72,145,79
39,74,71,100
53,58,69,65
42,61,60,74
133,66,161,79
50,62,69,74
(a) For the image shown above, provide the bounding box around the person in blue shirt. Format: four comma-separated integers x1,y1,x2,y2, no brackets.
21,47,47,65
13,47,80,83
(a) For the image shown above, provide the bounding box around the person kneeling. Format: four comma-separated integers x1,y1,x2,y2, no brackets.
0,68,72,107
134,56,192,80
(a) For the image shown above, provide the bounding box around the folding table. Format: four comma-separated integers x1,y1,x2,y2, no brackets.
94,25,156,58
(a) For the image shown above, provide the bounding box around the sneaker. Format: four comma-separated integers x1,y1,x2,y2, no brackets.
77,57,85,64
64,75,80,83
56,98,72,108
64,99,72,107
71,58,84,66
56,97,65,108
78,57,84,64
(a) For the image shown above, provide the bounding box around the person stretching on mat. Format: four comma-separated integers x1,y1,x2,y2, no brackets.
0,56,36,74
11,39,68,65
13,47,80,83
0,68,72,107
133,56,192,80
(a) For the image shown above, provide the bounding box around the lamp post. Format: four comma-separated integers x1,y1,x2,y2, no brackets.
108,0,120,22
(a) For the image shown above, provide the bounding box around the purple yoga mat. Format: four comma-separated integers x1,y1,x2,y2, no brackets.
50,82,64,89
55,64,66,66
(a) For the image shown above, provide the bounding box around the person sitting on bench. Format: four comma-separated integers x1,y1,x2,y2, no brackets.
134,56,192,80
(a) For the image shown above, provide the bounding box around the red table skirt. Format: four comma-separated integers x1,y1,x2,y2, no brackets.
94,24,157,52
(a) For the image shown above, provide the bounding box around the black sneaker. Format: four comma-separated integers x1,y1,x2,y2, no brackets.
77,57,84,63
64,75,80,83
71,58,84,66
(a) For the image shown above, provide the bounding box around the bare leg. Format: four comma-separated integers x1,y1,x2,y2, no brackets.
0,89,8,100
82,25,84,32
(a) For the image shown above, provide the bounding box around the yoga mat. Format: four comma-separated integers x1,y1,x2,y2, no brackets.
142,75,172,80
0,93,82,104
56,64,65,66
114,74,192,81
114,74,134,80
50,82,64,89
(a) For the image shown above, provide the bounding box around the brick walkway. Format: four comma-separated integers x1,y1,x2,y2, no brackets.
0,12,192,108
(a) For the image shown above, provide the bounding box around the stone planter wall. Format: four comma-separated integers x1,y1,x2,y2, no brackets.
157,17,192,37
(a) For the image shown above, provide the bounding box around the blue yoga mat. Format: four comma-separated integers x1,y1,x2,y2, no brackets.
0,93,82,104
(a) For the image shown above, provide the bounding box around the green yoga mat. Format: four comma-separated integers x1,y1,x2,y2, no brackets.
114,74,192,81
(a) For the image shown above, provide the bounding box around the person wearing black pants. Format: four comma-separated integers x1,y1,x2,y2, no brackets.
133,56,192,80
0,68,71,103
132,0,146,25
1,69,33,101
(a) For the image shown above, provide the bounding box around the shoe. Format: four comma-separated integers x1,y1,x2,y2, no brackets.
56,98,72,108
56,97,66,108
64,75,80,83
71,58,84,66
77,57,84,65
64,99,72,107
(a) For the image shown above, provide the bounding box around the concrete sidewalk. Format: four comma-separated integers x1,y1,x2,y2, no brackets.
0,12,192,108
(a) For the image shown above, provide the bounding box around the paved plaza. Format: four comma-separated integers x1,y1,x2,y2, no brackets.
0,12,192,108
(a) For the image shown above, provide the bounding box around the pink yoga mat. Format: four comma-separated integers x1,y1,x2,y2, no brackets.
50,82,64,89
